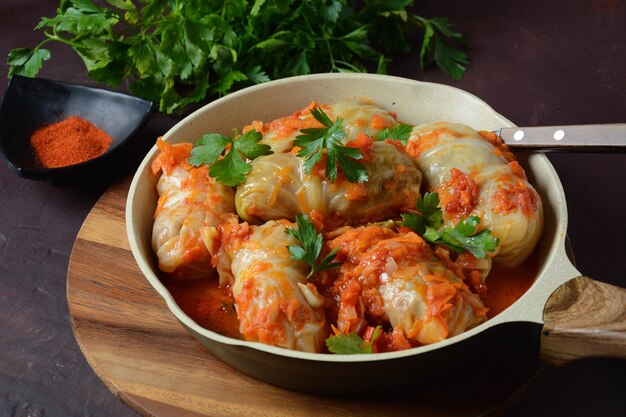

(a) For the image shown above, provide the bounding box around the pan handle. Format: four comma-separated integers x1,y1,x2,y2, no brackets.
540,276,626,365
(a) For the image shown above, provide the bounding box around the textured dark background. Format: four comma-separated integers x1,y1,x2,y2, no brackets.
1,1,625,416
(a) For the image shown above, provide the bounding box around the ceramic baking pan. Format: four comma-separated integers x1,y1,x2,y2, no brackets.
126,74,626,395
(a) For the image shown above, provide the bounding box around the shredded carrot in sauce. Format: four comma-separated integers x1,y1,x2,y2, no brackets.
478,130,516,162
346,131,374,150
436,168,479,222
404,126,464,158
508,160,527,180
242,120,264,134
244,101,326,141
370,113,395,130
219,220,252,253
309,210,325,232
345,182,368,201
151,138,192,175
384,138,406,153
433,246,489,297
181,237,210,263
491,177,539,217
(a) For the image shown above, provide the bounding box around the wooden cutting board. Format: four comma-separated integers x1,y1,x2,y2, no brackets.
67,178,546,417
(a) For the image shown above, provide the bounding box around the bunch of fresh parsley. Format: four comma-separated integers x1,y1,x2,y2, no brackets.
402,192,500,259
7,0,468,114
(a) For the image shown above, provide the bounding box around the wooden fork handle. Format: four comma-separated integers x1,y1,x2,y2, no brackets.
540,276,626,365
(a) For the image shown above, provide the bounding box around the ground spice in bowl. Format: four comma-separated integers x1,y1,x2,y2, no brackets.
30,115,113,168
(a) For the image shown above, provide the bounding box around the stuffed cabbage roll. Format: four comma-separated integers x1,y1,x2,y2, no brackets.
151,138,235,279
243,98,400,153
236,141,422,225
406,123,543,266
220,220,328,352
328,226,487,347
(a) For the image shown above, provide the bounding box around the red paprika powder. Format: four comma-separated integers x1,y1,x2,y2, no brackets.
30,115,113,168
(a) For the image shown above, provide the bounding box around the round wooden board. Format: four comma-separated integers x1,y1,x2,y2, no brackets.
68,179,547,417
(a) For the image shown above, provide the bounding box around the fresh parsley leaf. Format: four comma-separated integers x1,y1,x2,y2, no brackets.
441,216,500,259
433,34,469,81
188,130,272,187
246,66,270,84
285,213,341,280
295,108,368,183
235,130,272,159
326,326,382,354
188,133,231,167
7,1,467,114
378,124,412,145
208,146,253,187
401,192,499,259
423,226,442,244
7,48,51,77
416,192,443,228
400,212,427,236
414,16,468,80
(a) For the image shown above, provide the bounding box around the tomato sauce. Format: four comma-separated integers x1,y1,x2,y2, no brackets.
163,252,538,342
482,251,539,318
165,278,241,339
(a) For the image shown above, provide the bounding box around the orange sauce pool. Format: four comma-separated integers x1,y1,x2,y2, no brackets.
482,251,539,318
165,279,241,339
164,252,538,340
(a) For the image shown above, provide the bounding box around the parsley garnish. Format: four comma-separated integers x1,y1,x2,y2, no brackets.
401,192,443,235
326,326,382,354
294,108,368,183
285,213,341,280
188,130,272,187
378,124,413,145
7,1,468,114
401,192,499,259
439,217,500,259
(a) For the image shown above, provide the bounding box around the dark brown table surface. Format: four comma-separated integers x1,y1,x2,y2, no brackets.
1,1,625,416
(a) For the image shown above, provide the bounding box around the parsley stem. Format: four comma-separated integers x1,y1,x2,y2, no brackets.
333,59,361,72
43,32,83,49
324,37,338,72
411,15,427,28
32,37,53,53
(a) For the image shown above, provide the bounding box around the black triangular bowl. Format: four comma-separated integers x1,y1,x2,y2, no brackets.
0,75,154,183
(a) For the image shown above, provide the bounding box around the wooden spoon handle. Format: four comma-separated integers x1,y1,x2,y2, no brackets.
540,276,626,365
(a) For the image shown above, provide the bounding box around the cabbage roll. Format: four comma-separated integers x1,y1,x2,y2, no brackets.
220,220,328,352
151,138,235,279
244,98,400,153
406,123,543,266
328,226,487,346
236,141,422,225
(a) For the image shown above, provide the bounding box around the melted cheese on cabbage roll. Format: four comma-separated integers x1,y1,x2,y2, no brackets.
220,220,328,352
244,98,399,153
406,123,543,266
151,139,235,279
235,141,422,225
328,226,487,346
